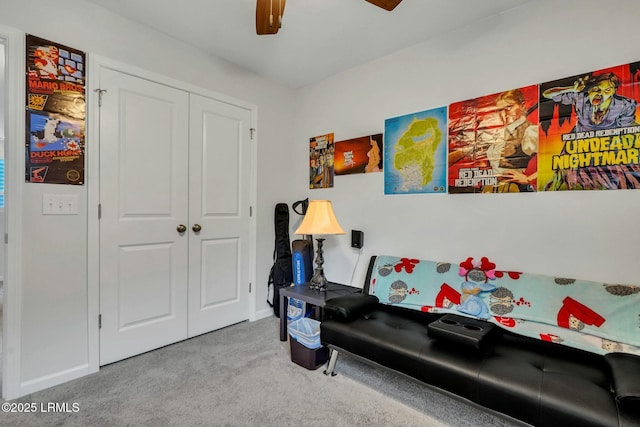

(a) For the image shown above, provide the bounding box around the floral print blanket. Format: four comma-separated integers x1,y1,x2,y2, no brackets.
369,255,640,355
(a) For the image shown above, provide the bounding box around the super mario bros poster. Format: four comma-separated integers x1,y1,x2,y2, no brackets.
25,34,86,184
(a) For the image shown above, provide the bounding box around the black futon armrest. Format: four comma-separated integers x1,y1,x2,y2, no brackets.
324,294,379,320
606,352,640,404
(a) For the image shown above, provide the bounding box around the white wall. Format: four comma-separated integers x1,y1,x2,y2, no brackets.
0,0,295,398
293,0,640,288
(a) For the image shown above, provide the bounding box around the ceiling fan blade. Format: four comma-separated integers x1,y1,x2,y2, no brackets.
256,0,286,35
365,0,403,11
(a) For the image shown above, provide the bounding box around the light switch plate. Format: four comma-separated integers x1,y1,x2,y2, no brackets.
43,194,79,215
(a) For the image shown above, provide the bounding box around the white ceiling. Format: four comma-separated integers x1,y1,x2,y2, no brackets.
85,0,530,89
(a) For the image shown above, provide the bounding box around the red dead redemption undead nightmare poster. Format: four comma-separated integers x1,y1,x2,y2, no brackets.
26,34,86,184
538,61,640,191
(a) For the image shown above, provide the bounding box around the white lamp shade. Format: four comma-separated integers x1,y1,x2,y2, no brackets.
294,200,345,235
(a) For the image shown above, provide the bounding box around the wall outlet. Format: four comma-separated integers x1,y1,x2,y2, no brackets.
351,230,364,249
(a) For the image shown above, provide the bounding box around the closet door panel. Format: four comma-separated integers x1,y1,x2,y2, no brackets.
99,68,189,365
188,94,251,337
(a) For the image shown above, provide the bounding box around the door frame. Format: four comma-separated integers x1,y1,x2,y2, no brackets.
87,55,258,369
1,24,25,400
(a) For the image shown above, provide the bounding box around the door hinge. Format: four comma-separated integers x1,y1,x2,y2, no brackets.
249,282,252,293
250,128,256,140
249,206,252,217
98,203,102,219
4,233,7,244
98,314,102,329
94,88,107,107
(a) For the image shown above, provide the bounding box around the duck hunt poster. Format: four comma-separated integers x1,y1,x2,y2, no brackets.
25,34,86,184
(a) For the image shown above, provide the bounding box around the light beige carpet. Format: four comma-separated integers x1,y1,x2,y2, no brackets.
0,316,520,427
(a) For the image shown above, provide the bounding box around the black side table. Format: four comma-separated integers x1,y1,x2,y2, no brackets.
279,282,361,341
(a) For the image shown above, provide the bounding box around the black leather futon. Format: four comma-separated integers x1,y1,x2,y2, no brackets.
320,256,640,427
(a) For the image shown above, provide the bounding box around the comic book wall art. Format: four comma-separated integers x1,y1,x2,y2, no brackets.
448,85,539,194
309,133,335,189
538,62,640,191
384,107,447,195
26,34,86,184
334,133,383,175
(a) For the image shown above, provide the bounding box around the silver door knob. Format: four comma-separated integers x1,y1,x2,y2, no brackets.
177,224,187,233
192,224,202,232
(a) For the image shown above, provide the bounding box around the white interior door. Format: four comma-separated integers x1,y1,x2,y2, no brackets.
99,68,190,365
187,94,251,337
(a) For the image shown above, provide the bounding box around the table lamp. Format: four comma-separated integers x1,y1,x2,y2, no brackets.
294,200,345,290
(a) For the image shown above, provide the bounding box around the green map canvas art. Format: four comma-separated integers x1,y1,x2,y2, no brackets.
384,106,447,194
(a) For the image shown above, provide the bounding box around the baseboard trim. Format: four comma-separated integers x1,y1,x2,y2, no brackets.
17,363,96,398
254,308,274,321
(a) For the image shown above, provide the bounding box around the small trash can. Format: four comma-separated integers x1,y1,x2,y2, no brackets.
287,297,306,323
287,318,329,370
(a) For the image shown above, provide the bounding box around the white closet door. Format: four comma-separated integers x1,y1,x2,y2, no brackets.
99,68,189,365
187,94,251,337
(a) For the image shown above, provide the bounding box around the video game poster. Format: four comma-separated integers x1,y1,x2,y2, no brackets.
334,133,383,175
309,133,335,189
448,85,539,194
25,34,86,184
538,62,640,191
384,107,448,195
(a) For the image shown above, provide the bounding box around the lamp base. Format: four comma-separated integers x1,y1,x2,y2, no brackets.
309,238,328,291
309,267,328,291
